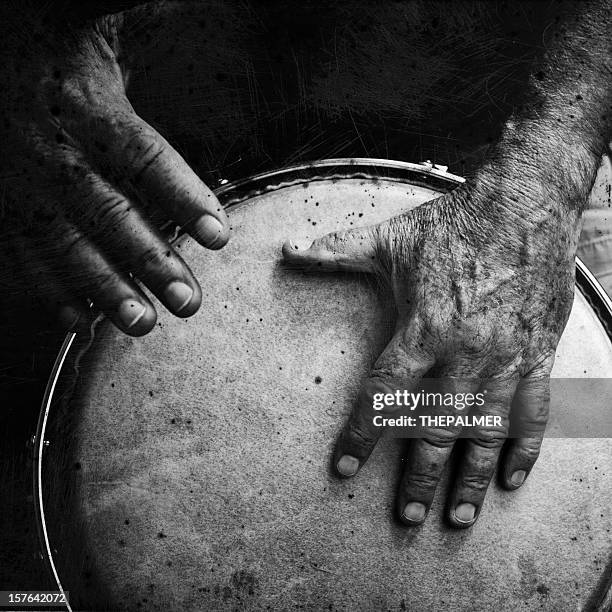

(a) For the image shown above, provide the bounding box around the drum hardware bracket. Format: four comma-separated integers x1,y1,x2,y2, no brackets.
420,160,449,173
28,434,49,449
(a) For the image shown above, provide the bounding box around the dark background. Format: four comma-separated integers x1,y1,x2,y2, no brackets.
0,0,558,592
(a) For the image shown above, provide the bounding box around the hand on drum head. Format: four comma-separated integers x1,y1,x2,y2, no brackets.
0,8,229,336
282,181,579,528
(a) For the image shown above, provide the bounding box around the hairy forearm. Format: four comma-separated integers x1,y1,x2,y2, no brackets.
476,0,611,216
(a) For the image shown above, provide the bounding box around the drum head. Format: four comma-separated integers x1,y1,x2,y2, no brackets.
38,160,612,611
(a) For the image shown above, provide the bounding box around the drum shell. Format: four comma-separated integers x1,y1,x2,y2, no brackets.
41,163,612,611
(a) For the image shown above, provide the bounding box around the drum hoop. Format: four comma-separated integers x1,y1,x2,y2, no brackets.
213,158,465,207
31,158,612,612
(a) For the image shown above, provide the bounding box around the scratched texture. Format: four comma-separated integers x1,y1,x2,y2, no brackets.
36,178,612,611
1,0,611,599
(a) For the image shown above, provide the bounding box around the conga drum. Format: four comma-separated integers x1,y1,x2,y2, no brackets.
34,160,612,611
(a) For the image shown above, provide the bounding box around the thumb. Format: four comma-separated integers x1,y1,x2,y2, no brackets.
282,223,386,273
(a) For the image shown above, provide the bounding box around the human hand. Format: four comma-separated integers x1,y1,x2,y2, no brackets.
283,166,582,528
282,0,612,527
0,8,229,335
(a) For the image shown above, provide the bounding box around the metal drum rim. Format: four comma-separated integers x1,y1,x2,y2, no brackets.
31,157,612,612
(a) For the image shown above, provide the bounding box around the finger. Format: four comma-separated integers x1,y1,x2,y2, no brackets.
282,224,384,273
63,170,202,317
397,377,479,526
35,221,157,336
501,357,553,490
86,108,229,249
446,376,517,528
335,321,434,478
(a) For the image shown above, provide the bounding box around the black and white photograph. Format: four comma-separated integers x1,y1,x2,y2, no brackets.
0,1,611,610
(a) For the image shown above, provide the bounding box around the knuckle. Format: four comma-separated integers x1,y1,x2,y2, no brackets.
369,350,428,386
369,365,405,387
515,410,549,432
519,384,551,408
514,441,542,463
419,303,452,339
422,429,457,448
470,427,507,449
134,245,169,272
316,227,376,257
403,469,440,492
529,351,556,375
316,230,350,253
523,366,551,386
53,75,128,130
461,327,496,357
91,268,123,295
130,135,165,179
460,471,491,493
94,195,130,226
343,422,377,451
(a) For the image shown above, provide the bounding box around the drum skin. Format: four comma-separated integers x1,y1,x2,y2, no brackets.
43,167,612,611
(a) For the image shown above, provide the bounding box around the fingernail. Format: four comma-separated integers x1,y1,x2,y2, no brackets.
58,305,81,330
287,239,312,251
402,502,426,523
163,281,194,313
118,299,147,329
454,502,477,524
282,239,306,261
192,214,228,249
510,470,527,487
336,455,359,477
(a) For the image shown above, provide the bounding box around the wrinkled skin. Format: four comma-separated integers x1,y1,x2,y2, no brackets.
283,174,581,526
1,1,610,529
282,0,611,527
1,10,230,335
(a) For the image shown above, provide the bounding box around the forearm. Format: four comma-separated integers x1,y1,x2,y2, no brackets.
476,0,611,216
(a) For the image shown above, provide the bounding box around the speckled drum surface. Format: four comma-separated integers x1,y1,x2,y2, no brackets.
40,161,612,611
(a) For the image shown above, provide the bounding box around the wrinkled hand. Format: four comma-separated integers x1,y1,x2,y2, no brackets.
283,177,581,527
0,11,229,335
